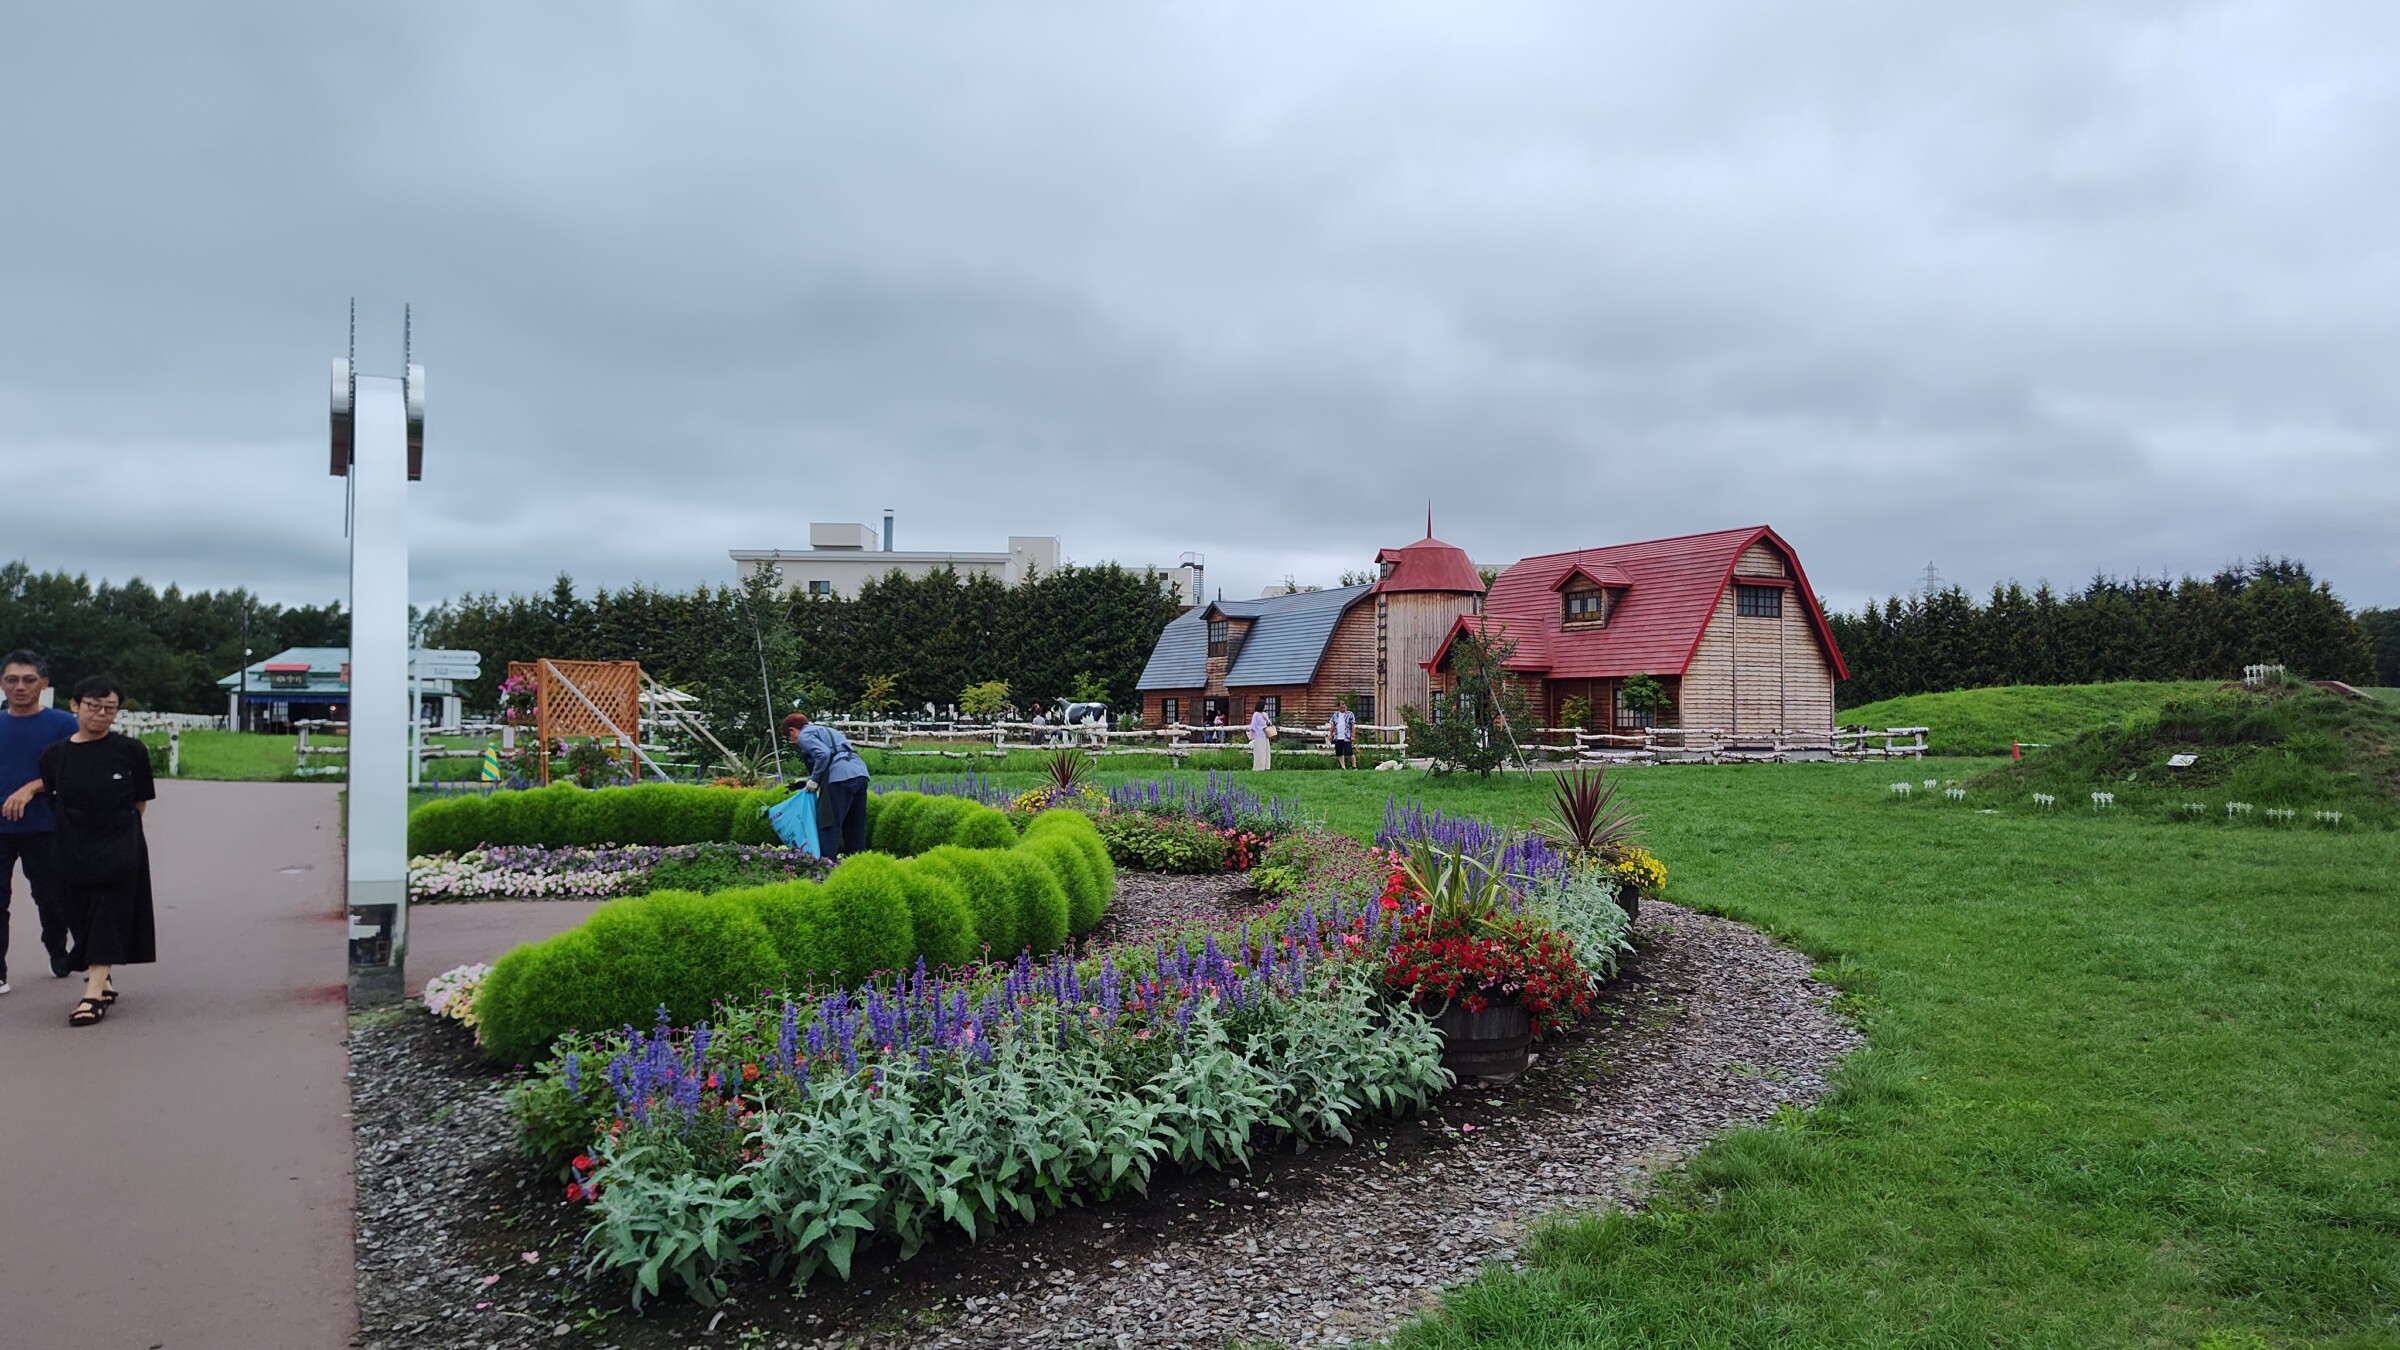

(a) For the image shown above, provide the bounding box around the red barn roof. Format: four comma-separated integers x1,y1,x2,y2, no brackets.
1370,535,1484,596
1429,525,1847,680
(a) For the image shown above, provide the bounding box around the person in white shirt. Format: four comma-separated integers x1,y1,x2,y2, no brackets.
1248,706,1272,771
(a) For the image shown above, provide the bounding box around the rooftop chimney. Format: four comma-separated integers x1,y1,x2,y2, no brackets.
883,509,895,552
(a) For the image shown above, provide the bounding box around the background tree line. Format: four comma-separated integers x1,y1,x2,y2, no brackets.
419,563,1183,753
1825,558,2380,705
0,561,349,712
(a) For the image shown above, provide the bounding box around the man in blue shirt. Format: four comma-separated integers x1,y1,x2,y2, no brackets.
0,651,82,991
782,711,871,860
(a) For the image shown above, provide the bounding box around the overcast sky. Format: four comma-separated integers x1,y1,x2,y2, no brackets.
4,1,2395,618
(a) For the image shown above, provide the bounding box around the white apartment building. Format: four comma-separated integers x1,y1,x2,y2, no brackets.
731,516,1204,605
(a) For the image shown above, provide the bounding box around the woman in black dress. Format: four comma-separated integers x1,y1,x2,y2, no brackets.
3,676,156,1026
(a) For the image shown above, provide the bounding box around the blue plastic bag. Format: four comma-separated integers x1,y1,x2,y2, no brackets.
766,788,822,857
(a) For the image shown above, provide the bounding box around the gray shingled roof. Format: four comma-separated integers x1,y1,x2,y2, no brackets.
1136,584,1372,690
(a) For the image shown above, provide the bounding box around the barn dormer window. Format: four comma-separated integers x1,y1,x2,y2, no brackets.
1735,584,1783,618
1562,589,1608,626
1207,618,1230,656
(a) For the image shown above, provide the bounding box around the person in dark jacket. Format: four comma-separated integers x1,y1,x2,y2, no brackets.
783,711,869,860
2,675,155,1026
0,650,80,992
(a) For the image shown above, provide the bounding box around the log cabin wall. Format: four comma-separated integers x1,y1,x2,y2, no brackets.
1377,591,1478,723
1680,543,1835,732
1315,605,1381,721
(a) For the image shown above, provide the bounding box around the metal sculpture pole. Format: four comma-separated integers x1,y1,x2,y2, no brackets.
332,303,423,1005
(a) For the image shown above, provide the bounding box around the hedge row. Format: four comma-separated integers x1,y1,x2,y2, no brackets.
408,784,778,857
472,808,1115,1064
407,784,1017,860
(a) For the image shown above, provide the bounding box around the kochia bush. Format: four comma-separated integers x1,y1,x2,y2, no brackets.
409,783,1021,860
472,807,1112,1064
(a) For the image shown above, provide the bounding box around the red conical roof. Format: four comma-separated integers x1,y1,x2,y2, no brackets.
1370,535,1484,595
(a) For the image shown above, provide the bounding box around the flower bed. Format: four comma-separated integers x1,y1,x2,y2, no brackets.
449,788,1655,1311
408,842,829,902
514,920,1451,1307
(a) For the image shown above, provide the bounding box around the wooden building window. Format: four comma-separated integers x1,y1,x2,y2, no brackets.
1207,618,1229,654
1735,584,1783,618
1562,589,1608,625
1349,694,1375,724
1256,695,1280,719
1161,697,1179,725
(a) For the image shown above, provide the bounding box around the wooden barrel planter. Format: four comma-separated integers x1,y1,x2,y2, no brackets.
1431,998,1532,1079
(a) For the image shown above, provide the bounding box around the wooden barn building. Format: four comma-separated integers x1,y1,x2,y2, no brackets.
1135,534,1485,728
1430,525,1848,734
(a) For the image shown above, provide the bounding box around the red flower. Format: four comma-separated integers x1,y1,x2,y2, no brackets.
571,1154,595,1171
565,1182,585,1202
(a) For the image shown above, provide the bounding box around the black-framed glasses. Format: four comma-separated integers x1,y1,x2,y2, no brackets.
77,700,121,715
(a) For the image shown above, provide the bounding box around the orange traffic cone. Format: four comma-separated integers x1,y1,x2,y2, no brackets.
2011,740,2021,761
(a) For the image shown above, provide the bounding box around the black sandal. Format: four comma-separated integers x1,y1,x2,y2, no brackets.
69,997,106,1027
97,984,117,1006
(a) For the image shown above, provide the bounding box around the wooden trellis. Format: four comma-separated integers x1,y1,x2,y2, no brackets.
507,659,657,785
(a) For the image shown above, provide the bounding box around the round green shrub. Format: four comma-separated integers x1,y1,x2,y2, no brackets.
1025,836,1102,935
908,796,971,855
475,928,623,1065
514,785,594,846
407,795,485,856
895,863,977,969
580,890,781,1027
869,791,927,855
915,845,1021,960
951,804,1019,851
991,848,1070,956
729,788,781,845
468,789,531,847
814,853,918,981
1023,811,1115,932
746,882,835,988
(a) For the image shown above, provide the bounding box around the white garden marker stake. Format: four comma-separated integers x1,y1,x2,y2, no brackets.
331,302,424,1007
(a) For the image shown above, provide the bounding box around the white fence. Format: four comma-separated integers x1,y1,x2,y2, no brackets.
1530,724,1929,764
822,718,1410,761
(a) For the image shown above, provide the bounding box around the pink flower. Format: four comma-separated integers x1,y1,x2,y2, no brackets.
479,1273,500,1287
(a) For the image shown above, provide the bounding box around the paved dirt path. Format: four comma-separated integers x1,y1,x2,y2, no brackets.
0,781,355,1350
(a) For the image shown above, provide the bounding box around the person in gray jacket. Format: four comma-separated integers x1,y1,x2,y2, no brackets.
783,711,870,859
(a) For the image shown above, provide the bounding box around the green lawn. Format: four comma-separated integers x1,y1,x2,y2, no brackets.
163,730,494,783
1005,761,2391,1348
1840,681,2225,756
2363,686,2400,709
164,729,317,780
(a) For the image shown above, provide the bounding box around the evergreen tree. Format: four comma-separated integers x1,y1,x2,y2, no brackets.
1827,556,2373,701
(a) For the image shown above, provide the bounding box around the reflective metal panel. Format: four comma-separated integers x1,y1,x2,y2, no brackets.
348,375,410,1001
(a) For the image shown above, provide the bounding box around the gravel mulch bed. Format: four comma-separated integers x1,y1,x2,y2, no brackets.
350,888,1859,1350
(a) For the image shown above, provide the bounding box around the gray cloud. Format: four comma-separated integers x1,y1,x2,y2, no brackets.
3,0,2394,621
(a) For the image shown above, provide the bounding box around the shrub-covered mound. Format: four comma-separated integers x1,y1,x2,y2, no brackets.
474,807,1112,1063
1969,685,2400,824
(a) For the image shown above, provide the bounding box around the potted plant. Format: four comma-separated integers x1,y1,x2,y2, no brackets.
1601,845,1668,918
1379,840,1592,1078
